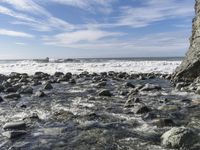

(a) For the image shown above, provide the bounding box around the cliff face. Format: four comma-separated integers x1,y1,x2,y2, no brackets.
173,0,200,82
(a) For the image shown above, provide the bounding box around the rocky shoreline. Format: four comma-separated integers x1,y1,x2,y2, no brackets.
0,71,199,149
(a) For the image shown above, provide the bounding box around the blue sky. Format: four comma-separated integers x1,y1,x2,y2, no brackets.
0,0,195,59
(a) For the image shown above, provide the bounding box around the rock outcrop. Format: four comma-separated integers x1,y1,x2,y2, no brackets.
173,0,200,82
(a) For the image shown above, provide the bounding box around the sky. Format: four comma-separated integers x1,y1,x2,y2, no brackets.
0,0,195,59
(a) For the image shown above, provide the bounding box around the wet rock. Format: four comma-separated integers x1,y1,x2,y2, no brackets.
124,98,140,108
118,72,127,78
2,130,27,139
125,82,135,88
19,86,33,94
0,74,8,83
0,96,4,102
175,82,186,90
54,72,64,77
97,81,107,87
19,77,29,83
8,142,31,150
158,104,179,111
98,90,112,97
0,85,4,92
153,118,175,127
2,81,12,88
161,127,199,149
35,90,46,97
41,127,67,136
3,121,26,130
43,82,53,90
120,90,129,96
195,86,200,94
69,78,76,84
140,83,161,91
4,93,21,99
5,87,17,93
134,104,151,114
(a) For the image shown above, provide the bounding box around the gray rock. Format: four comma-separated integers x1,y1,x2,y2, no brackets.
124,98,140,108
172,0,200,82
19,86,33,94
43,82,53,90
134,104,151,114
2,130,27,139
161,127,199,149
5,87,18,93
125,82,135,88
140,83,161,91
97,81,107,87
153,118,175,127
69,78,76,84
196,86,200,94
54,72,64,77
3,121,26,130
175,82,185,90
4,93,21,99
98,90,112,97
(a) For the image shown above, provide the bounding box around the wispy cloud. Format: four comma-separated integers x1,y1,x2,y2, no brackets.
0,29,34,38
50,0,115,14
43,29,123,46
43,30,189,54
116,0,194,28
0,0,74,32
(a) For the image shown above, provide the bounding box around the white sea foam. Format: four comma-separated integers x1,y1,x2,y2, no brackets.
0,60,181,75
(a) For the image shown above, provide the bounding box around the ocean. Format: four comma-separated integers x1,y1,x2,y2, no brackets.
0,57,183,75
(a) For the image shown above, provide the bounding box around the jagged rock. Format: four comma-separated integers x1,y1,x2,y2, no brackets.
161,127,198,149
173,0,200,82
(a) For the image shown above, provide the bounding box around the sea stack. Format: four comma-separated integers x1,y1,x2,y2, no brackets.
173,0,200,82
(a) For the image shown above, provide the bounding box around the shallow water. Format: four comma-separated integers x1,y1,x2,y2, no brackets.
0,74,199,150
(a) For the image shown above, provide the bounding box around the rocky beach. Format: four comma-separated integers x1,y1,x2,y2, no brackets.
0,71,199,150
0,0,200,150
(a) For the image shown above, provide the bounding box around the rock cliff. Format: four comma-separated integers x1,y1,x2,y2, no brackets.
173,0,200,82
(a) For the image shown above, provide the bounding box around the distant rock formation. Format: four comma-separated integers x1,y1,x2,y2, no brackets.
173,0,200,82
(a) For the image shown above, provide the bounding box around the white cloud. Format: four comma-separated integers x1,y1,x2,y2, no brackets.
116,0,194,28
0,0,75,32
0,29,34,38
43,30,189,55
43,29,123,46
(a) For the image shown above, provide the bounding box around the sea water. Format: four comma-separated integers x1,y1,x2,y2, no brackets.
0,57,182,75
